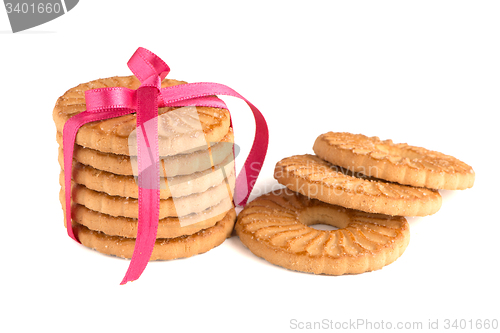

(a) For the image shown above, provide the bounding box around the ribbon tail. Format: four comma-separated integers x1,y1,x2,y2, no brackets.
120,86,160,285
233,99,268,206
62,116,80,243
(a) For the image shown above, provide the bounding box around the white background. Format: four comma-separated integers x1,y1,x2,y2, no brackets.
1,1,499,332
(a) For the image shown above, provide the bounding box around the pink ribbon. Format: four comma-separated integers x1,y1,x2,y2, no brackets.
63,47,268,284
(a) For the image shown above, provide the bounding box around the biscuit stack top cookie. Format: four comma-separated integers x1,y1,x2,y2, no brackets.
53,76,232,156
54,76,237,260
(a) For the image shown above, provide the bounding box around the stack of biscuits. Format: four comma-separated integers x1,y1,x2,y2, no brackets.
236,132,475,275
53,76,236,260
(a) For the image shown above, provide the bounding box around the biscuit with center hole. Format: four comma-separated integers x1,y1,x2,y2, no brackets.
75,208,236,260
60,173,235,219
274,154,441,216
313,132,474,190
62,198,234,238
56,128,234,177
59,153,234,199
235,190,409,275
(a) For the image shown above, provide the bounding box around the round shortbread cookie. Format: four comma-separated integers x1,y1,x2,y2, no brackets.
60,174,235,219
63,198,233,238
53,76,231,156
56,128,234,177
274,154,441,216
59,153,235,199
74,208,236,260
313,132,475,190
235,190,409,275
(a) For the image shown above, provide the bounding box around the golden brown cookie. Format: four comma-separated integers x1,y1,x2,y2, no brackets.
56,128,234,176
75,208,236,260
60,174,235,219
53,76,231,156
235,190,409,275
274,154,441,216
59,154,234,199
313,132,475,190
63,198,233,238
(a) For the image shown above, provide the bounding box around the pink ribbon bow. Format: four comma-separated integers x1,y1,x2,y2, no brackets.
63,47,268,284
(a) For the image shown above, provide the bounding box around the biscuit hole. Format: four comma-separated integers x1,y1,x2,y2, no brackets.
299,207,350,230
309,224,339,231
